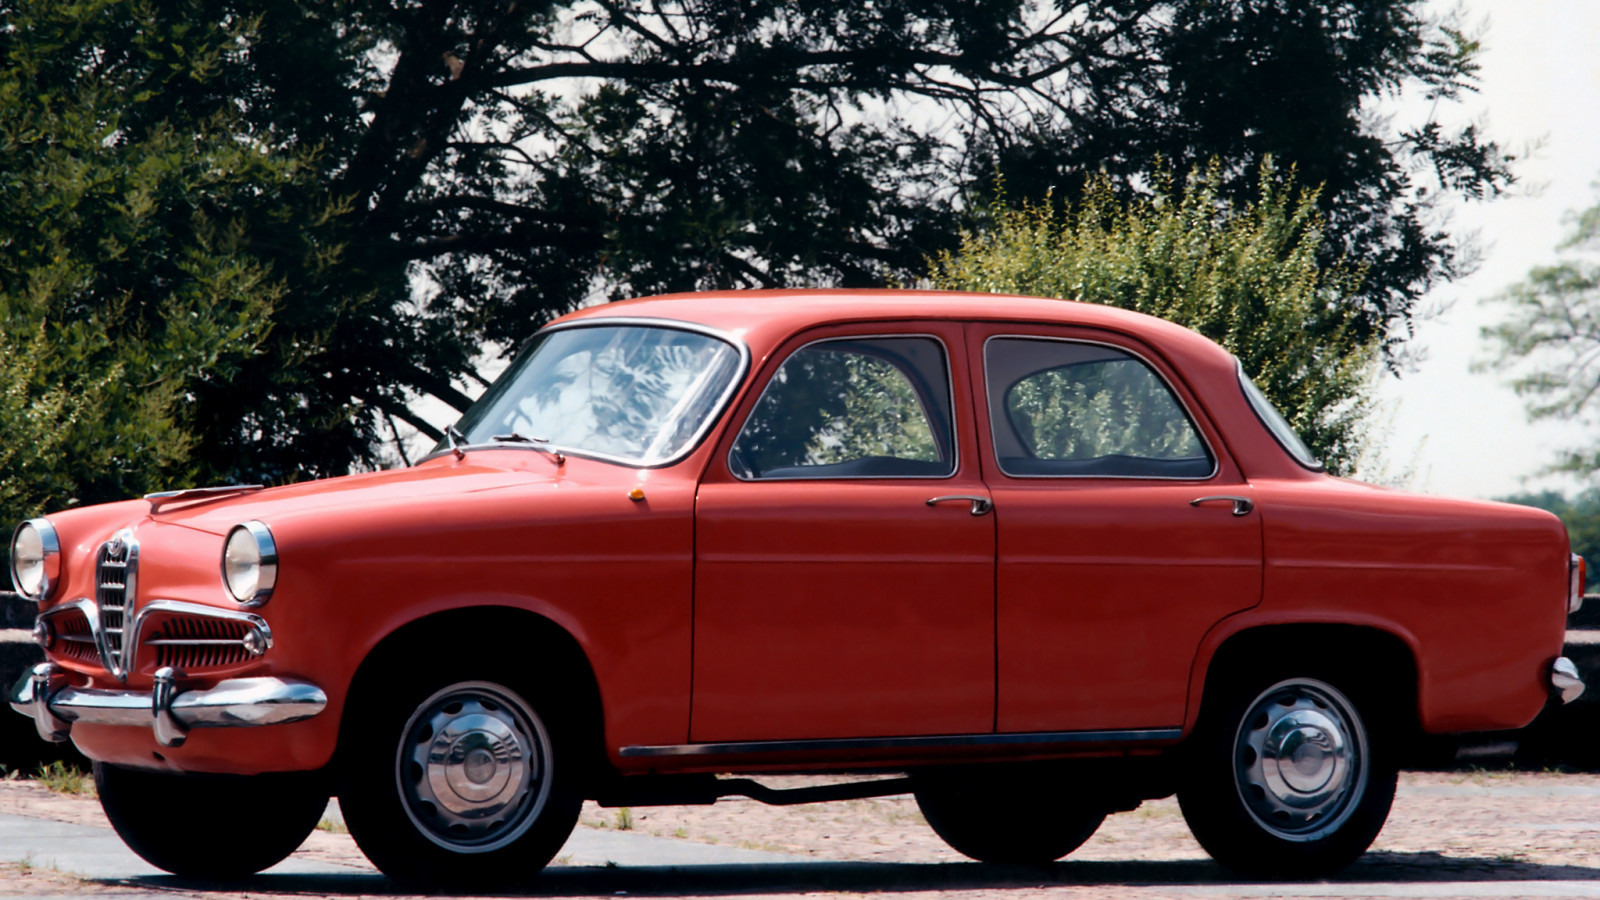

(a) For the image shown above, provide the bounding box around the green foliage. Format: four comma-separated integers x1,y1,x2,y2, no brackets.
33,761,94,796
0,0,1508,502
1481,185,1600,479
1502,491,1600,590
0,0,334,524
1006,360,1205,462
734,345,941,472
930,163,1380,475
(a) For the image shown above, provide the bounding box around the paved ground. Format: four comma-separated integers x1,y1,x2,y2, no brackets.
3,772,1600,899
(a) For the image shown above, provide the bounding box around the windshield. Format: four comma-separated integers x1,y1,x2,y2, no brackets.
1237,362,1323,471
444,323,745,466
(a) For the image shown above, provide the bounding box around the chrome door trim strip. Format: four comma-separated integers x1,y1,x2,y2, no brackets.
619,727,1183,758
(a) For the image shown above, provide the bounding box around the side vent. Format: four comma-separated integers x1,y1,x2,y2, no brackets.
51,608,99,665
146,615,262,670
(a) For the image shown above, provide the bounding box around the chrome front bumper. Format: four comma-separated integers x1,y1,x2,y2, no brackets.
9,662,327,749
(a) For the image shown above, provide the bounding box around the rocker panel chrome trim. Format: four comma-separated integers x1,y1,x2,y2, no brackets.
619,727,1183,758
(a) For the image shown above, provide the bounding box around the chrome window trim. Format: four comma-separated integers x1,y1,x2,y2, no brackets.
223,520,278,607
982,334,1221,481
419,317,752,469
9,518,61,602
620,727,1183,758
1236,359,1326,472
41,597,272,679
728,332,961,482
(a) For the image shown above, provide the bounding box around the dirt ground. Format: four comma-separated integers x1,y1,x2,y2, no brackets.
4,769,1600,898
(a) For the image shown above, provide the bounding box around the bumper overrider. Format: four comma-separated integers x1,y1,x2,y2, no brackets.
1552,656,1586,704
10,662,327,749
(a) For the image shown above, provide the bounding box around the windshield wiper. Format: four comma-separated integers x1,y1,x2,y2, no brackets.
491,431,566,466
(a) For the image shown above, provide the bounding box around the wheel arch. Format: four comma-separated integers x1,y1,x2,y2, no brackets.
336,606,609,783
1184,619,1424,747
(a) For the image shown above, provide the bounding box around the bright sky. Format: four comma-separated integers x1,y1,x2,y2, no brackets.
1376,0,1600,499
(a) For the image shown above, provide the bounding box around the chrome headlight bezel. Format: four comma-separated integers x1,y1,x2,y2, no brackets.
222,521,278,607
10,518,61,602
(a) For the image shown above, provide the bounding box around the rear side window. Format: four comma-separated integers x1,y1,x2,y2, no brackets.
730,336,955,479
1239,363,1323,471
986,337,1213,478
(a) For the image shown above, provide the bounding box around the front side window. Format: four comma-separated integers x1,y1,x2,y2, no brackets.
986,337,1213,478
449,323,744,465
730,336,955,479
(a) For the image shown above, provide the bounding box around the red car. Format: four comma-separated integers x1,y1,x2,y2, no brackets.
9,290,1586,886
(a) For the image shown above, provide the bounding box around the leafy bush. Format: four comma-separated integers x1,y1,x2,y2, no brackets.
930,163,1381,474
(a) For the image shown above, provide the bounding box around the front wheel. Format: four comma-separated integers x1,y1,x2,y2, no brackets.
338,670,583,890
1178,673,1397,877
94,764,327,879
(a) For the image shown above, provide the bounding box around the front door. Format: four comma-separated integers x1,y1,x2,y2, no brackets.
971,325,1263,734
691,326,995,742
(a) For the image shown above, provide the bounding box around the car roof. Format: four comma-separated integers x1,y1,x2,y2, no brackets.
551,288,1327,480
553,289,1229,362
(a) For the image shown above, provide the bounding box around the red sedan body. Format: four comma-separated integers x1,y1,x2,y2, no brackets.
9,290,1581,883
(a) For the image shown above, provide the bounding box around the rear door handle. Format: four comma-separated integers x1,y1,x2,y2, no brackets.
927,495,993,516
1190,495,1253,516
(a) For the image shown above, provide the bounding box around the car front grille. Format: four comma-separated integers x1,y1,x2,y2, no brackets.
95,533,137,676
146,614,258,670
52,607,99,664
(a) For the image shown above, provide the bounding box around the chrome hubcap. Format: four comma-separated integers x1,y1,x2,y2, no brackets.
1234,677,1367,841
396,681,551,852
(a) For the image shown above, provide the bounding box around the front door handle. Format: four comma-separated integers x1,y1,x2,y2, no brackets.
1190,495,1253,517
927,495,993,516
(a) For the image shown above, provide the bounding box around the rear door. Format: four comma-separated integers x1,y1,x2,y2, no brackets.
971,324,1263,733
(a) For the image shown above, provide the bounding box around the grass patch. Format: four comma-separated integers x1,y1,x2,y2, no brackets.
34,761,93,796
615,807,634,831
316,817,348,834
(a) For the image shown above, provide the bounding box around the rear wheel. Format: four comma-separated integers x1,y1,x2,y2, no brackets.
1178,670,1397,877
338,665,584,890
95,764,326,879
913,771,1107,864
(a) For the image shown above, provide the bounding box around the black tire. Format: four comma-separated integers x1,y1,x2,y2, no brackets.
1177,668,1398,877
94,763,327,879
337,660,584,890
913,771,1107,864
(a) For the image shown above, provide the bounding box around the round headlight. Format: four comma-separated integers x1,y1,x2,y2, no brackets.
10,519,61,601
222,521,277,606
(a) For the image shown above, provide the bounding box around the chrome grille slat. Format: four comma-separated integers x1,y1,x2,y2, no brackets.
95,531,138,679
148,613,257,670
49,608,100,664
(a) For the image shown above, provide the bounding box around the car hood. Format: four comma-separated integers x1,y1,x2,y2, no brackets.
147,456,552,536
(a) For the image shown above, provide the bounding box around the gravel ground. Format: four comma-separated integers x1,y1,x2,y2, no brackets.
4,770,1600,898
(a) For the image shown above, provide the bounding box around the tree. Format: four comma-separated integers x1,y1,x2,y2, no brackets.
0,0,332,524
1482,185,1600,478
929,163,1378,474
2,0,1508,490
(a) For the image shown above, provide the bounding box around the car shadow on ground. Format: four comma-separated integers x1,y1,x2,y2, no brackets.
105,853,1600,897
